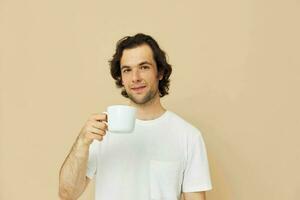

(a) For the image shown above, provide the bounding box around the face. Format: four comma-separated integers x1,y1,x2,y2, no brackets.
120,44,162,105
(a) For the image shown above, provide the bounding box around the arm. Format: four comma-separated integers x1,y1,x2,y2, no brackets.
181,130,212,200
59,113,107,200
58,138,91,200
183,191,206,200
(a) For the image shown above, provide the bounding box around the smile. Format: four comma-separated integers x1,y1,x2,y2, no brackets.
131,86,146,93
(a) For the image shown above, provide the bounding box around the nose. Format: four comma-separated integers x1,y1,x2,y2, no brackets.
131,69,142,83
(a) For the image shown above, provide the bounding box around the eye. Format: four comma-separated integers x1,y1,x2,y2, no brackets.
122,69,131,73
141,65,150,69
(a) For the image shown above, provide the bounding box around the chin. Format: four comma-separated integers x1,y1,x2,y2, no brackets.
127,94,146,104
126,88,157,105
130,96,146,104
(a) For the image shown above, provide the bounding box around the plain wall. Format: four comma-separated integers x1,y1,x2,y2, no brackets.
1,0,299,199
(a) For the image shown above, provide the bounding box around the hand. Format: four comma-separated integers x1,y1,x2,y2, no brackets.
78,113,108,146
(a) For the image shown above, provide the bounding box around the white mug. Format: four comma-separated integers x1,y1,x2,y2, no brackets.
105,105,137,133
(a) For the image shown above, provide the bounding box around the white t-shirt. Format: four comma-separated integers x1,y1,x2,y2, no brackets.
86,111,212,200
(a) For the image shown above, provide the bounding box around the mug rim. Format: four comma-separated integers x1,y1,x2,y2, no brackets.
107,105,136,110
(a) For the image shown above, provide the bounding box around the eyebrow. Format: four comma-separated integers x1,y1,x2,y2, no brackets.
121,61,153,70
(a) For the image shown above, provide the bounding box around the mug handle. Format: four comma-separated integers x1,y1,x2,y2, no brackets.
101,111,108,127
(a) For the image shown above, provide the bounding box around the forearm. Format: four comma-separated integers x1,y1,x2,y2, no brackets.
59,138,89,199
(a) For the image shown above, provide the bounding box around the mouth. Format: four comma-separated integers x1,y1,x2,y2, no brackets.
131,86,146,93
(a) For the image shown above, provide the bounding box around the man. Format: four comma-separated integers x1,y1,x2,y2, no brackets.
59,33,212,200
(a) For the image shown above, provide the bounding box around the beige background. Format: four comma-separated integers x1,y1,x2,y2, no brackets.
1,0,299,199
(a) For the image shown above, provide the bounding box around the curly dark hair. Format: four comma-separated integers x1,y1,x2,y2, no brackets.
109,33,172,98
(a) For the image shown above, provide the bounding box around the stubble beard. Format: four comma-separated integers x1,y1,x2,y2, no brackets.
127,87,159,105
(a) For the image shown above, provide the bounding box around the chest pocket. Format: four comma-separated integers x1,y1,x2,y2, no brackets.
149,160,183,200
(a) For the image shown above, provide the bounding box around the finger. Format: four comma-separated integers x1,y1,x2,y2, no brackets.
89,113,107,122
91,121,108,131
86,132,103,141
87,127,106,136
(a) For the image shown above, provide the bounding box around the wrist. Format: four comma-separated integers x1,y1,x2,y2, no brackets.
73,138,90,158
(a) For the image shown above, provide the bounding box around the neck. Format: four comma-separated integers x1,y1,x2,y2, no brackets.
128,93,166,120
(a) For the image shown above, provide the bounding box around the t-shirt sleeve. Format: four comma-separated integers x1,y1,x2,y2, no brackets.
182,129,213,192
86,140,99,179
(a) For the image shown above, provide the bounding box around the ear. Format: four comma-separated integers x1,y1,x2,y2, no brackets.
159,73,163,81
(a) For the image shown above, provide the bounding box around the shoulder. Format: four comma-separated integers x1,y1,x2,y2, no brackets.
166,111,203,137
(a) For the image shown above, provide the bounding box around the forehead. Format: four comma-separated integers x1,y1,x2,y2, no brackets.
120,44,155,66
